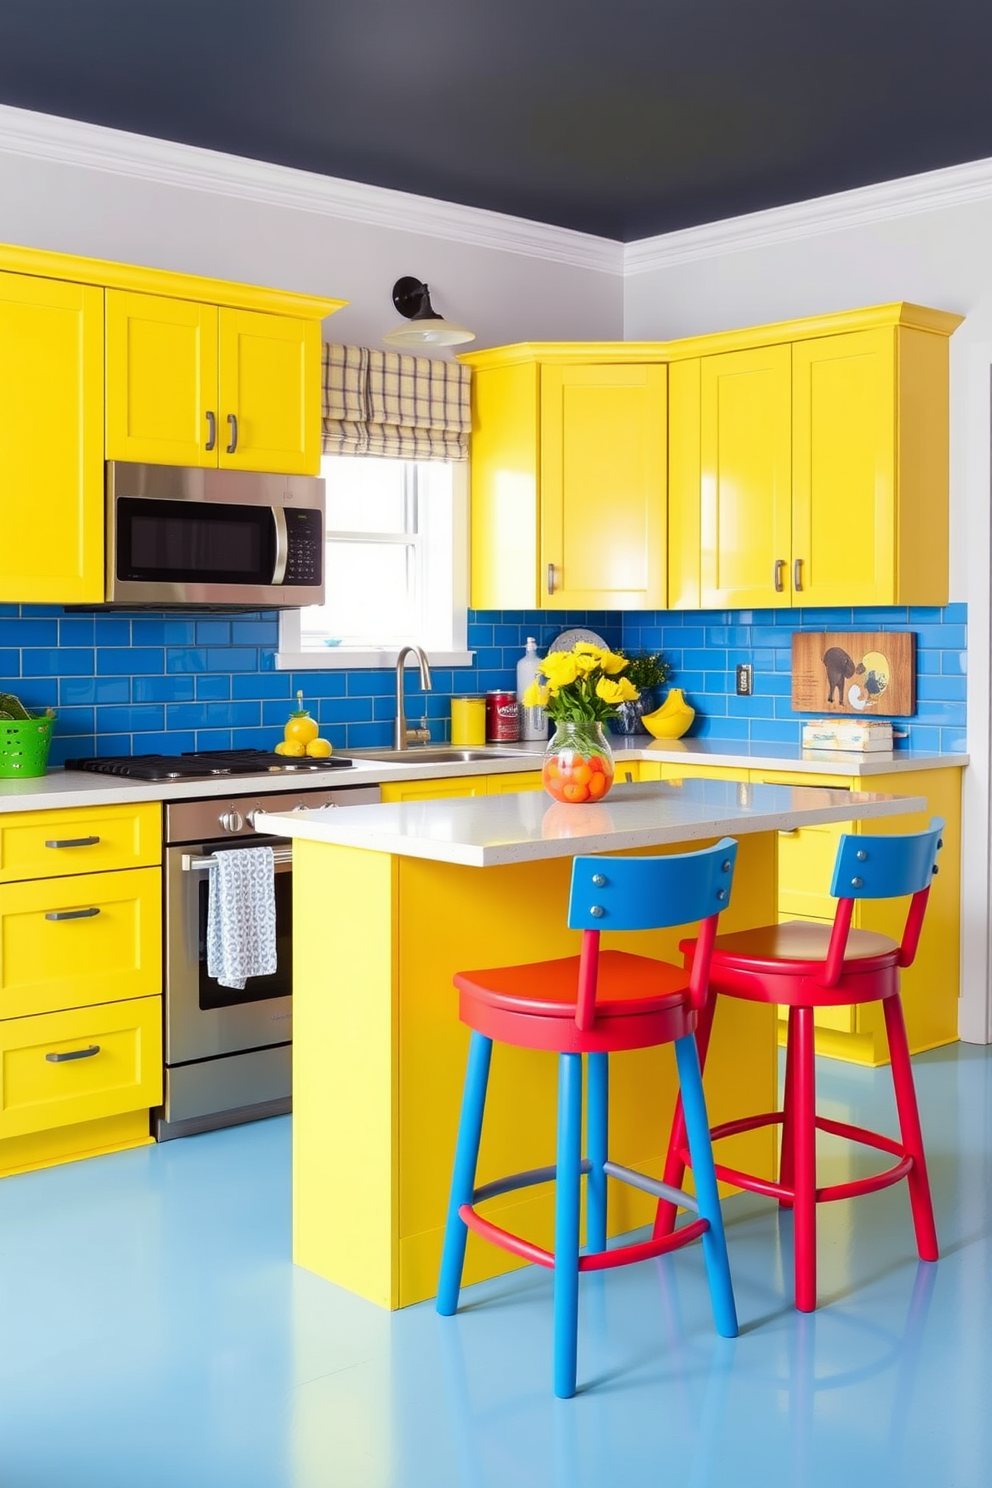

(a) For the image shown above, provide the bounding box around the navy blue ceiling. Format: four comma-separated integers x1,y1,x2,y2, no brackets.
1,0,990,242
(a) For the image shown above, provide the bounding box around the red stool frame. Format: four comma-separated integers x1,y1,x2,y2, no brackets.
656,818,945,1312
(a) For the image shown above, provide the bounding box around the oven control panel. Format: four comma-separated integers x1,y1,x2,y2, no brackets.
166,785,382,845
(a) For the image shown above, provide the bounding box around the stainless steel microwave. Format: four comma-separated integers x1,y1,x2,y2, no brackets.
105,461,325,607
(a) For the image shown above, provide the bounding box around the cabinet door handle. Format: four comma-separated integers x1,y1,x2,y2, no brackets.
205,410,216,451
226,413,239,454
46,1045,100,1063
45,907,101,921
774,559,786,592
547,563,556,595
794,558,803,592
45,836,100,849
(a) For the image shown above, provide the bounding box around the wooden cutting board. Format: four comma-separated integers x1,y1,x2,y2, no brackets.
791,631,915,715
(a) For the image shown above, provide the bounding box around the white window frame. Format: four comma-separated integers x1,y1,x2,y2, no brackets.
277,458,473,670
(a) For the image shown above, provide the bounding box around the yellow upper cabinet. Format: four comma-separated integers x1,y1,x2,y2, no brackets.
0,241,343,603
0,271,104,604
460,345,667,610
668,304,962,610
106,293,321,474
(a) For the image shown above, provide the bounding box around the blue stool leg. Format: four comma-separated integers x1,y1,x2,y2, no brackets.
674,1033,738,1339
554,1051,584,1398
586,1052,609,1255
437,1032,493,1317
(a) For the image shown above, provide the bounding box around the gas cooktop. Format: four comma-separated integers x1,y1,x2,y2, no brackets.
64,749,355,782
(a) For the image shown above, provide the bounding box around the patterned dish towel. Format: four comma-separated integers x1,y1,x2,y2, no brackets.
206,846,277,990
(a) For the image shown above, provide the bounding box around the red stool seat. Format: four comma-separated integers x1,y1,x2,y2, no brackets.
699,922,902,1006
456,950,696,1052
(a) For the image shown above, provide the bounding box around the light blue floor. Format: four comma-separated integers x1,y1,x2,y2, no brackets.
1,1042,990,1487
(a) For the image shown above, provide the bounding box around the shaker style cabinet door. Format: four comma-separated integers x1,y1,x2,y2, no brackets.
540,362,667,610
698,344,792,609
105,289,219,467
0,272,104,603
217,309,320,475
791,328,896,607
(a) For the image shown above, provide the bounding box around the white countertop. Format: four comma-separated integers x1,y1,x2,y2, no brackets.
254,777,928,868
0,738,965,814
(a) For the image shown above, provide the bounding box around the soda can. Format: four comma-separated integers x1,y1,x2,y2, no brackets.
485,689,520,742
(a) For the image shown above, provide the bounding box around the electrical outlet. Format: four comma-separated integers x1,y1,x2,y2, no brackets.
736,663,753,696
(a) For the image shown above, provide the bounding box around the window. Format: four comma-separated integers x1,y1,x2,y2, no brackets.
277,455,471,669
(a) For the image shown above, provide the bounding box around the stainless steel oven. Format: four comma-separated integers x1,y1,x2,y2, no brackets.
158,782,380,1139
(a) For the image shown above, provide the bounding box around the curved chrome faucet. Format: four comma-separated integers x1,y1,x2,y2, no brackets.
394,645,433,749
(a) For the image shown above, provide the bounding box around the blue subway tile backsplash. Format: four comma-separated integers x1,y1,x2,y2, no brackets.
0,603,968,763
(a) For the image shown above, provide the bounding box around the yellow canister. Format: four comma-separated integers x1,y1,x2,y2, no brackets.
450,696,486,747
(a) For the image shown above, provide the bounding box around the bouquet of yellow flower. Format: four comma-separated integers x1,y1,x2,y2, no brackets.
523,643,639,722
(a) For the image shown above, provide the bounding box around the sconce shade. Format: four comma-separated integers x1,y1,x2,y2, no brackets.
383,276,476,347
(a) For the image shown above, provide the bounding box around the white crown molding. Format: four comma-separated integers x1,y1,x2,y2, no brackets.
624,155,992,273
0,104,623,275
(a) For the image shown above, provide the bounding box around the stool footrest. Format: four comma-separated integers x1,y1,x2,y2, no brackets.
458,1203,710,1274
603,1160,699,1213
473,1160,590,1206
682,1112,916,1206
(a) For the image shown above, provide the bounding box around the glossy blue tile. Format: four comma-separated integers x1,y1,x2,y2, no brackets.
319,697,373,724
59,676,131,706
0,649,20,678
132,675,195,704
206,647,257,672
941,602,968,624
21,648,94,676
0,618,58,646
94,616,132,646
231,620,280,646
166,647,208,673
168,702,261,731
96,705,166,735
130,617,198,646
196,675,232,701
916,625,965,650
196,619,232,645
288,673,346,699
52,706,95,736
232,674,293,701
194,728,233,751
345,720,392,748
57,616,96,646
99,648,164,675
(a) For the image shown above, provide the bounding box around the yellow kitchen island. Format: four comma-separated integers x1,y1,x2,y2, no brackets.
256,777,926,1310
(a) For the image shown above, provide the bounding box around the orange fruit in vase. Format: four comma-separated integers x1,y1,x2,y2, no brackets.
563,782,590,803
587,772,608,799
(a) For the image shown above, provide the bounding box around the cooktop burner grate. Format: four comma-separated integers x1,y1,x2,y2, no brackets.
64,748,354,782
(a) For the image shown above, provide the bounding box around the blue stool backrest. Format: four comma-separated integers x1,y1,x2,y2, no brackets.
567,838,738,932
829,818,945,901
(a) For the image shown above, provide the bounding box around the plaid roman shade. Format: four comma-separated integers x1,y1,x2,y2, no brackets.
322,344,471,459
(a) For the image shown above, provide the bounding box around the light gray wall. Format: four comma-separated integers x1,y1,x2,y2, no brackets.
0,142,623,348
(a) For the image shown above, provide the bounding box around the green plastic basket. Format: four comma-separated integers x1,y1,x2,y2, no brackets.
0,716,54,778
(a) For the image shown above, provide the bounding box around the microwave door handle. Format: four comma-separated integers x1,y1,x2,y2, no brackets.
271,507,289,585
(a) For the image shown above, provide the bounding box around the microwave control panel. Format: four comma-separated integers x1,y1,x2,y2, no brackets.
283,509,323,587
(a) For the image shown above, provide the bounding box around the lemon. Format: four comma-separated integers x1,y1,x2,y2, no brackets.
276,739,306,757
305,737,332,757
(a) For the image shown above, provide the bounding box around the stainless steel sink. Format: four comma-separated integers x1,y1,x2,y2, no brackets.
341,747,527,765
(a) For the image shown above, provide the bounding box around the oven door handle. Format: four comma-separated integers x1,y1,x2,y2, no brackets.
182,847,293,872
271,506,289,585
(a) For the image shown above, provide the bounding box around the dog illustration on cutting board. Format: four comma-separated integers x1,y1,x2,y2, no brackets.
822,646,865,705
822,646,891,708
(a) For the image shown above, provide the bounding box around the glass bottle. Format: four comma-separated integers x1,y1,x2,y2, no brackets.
542,719,615,803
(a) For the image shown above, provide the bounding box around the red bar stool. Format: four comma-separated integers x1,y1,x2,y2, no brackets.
656,818,944,1313
437,839,740,1399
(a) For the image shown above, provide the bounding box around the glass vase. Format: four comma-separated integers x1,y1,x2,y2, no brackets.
542,719,615,803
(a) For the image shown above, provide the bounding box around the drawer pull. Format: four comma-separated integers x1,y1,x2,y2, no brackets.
45,836,101,849
45,907,101,921
46,1045,101,1063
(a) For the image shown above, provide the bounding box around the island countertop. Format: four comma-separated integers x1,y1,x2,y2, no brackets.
254,777,927,868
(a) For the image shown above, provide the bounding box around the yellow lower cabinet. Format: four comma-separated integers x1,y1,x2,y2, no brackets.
777,820,850,919
486,770,544,793
380,776,488,803
0,995,161,1173
0,866,161,1019
0,801,161,883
